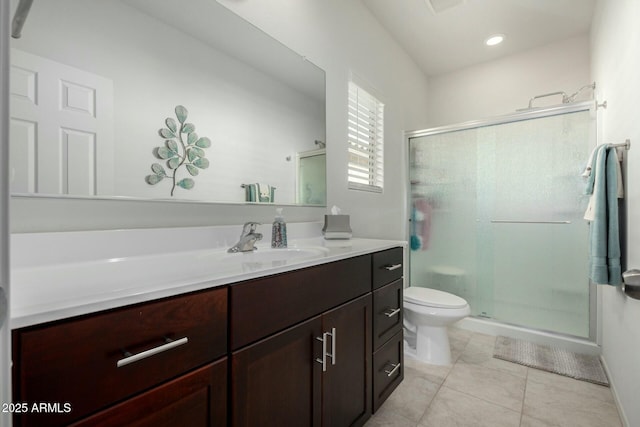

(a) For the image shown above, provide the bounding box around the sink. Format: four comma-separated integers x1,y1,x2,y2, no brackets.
222,247,329,264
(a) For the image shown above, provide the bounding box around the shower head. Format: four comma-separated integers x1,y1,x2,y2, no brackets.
520,83,596,111
565,82,596,103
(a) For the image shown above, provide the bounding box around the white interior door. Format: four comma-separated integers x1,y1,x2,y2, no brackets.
9,48,114,196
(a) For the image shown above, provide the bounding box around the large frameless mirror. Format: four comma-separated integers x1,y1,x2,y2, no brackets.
9,0,326,206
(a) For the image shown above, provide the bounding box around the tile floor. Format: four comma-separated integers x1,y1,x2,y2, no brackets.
365,328,623,427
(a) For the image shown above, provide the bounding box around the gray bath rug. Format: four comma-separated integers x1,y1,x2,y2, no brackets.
493,336,609,386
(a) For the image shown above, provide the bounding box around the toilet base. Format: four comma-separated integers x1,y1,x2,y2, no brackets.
405,325,452,365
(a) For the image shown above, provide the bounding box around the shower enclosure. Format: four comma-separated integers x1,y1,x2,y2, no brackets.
407,102,595,339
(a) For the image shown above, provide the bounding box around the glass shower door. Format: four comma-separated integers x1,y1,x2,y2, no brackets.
409,108,593,338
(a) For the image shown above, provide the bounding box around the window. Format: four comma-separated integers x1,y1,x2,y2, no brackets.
347,81,384,192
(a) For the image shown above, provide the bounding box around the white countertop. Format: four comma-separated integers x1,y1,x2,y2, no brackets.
11,232,405,329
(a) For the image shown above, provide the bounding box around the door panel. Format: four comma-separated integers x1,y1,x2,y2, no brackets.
9,49,114,195
231,316,323,427
322,294,372,427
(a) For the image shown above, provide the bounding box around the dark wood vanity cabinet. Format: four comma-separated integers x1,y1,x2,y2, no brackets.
231,294,372,427
230,255,373,427
12,287,228,427
371,248,404,411
12,246,404,427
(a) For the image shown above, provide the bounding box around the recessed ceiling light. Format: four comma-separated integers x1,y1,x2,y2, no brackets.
485,34,505,46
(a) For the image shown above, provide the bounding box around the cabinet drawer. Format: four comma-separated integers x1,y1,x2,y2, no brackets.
13,287,227,427
373,279,403,349
372,330,403,412
69,358,227,427
372,248,403,289
230,255,371,350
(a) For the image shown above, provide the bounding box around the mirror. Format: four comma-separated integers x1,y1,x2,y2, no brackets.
9,0,326,206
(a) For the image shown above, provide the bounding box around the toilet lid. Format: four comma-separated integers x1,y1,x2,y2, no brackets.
404,287,468,309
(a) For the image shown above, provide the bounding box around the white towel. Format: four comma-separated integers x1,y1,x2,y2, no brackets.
614,147,624,198
584,145,624,221
584,145,605,221
257,182,271,201
582,145,599,177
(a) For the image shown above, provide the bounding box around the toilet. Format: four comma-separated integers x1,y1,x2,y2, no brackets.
403,286,470,365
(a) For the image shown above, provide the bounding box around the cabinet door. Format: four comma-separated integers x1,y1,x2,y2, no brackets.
69,359,227,427
322,294,372,427
231,316,323,427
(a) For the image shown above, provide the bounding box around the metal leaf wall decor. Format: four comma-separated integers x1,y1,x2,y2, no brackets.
145,105,211,196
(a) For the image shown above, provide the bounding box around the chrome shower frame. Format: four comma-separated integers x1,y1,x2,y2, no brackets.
404,100,601,353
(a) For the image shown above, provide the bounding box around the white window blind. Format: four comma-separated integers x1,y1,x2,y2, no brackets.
347,81,384,192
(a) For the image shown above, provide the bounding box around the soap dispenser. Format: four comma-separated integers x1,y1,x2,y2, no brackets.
271,208,287,248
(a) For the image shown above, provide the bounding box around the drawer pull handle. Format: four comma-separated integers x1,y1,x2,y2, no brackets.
327,327,337,366
117,337,188,368
316,328,337,371
383,308,401,318
384,264,402,271
384,362,401,377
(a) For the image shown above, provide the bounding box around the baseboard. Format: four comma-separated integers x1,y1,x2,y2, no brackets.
600,355,629,427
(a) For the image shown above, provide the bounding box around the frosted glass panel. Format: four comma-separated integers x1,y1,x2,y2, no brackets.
410,129,479,308
297,152,326,205
409,110,592,338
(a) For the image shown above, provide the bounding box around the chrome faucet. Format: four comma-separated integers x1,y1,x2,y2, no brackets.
228,222,263,253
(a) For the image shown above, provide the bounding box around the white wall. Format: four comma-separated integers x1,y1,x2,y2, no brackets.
0,1,12,424
425,35,591,128
189,0,431,240
9,0,429,235
591,1,640,425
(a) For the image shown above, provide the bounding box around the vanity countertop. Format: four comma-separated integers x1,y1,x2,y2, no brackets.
10,235,405,329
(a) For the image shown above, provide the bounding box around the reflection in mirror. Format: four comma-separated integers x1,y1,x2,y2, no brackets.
8,0,326,206
297,148,326,205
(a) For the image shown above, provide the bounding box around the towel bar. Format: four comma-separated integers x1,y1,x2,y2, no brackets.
490,220,571,225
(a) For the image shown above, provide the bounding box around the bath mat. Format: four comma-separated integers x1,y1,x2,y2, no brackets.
493,336,609,386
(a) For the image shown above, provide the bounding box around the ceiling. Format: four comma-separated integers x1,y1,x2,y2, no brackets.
361,0,596,76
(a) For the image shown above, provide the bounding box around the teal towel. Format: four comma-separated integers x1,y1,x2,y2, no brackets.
244,184,257,202
586,146,622,286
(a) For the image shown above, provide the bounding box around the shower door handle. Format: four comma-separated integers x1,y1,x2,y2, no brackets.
490,220,571,224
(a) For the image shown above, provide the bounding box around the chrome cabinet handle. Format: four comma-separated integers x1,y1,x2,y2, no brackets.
117,337,188,368
327,327,336,366
384,264,402,271
383,308,401,318
384,362,401,377
316,328,337,371
316,332,328,372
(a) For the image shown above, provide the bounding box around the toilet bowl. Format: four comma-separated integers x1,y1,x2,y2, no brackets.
403,286,470,365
